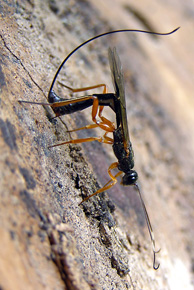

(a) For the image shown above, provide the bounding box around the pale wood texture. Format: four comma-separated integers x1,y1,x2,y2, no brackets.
0,1,193,289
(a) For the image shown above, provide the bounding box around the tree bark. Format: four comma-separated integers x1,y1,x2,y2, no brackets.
0,1,193,289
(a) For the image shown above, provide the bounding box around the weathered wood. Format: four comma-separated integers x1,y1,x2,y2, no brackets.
0,1,193,289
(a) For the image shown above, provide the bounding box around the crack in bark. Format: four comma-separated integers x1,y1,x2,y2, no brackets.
0,33,47,98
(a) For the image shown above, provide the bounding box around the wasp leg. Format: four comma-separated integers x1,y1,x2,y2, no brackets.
67,123,115,133
50,95,112,131
65,114,115,134
91,97,115,132
79,162,121,204
50,84,114,133
59,98,115,133
58,83,107,94
101,171,123,188
98,114,115,132
57,83,113,131
48,133,114,148
102,132,114,144
67,123,99,133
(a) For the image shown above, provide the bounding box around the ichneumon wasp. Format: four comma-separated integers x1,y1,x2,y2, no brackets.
19,28,179,121
19,27,180,269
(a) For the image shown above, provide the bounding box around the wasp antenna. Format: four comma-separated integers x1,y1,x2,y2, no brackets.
134,183,160,270
153,249,160,270
18,100,51,106
49,27,180,95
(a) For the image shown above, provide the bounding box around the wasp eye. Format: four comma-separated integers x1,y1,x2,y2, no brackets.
48,91,61,103
122,170,138,186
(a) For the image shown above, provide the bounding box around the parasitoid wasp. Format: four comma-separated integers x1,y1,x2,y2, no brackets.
19,27,180,269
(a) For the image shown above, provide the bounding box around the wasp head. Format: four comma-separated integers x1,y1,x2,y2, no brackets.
121,170,138,186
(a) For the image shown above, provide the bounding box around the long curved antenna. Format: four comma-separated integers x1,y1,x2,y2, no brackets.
49,27,180,95
134,183,160,270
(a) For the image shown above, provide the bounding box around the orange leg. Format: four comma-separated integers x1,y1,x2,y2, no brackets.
79,162,122,204
66,117,115,134
52,96,115,135
51,94,114,132
58,83,108,94
101,171,123,188
91,96,115,132
67,123,99,133
67,123,115,134
48,134,113,148
56,83,113,132
102,132,114,144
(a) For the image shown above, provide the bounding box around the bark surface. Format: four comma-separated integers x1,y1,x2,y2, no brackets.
0,1,193,289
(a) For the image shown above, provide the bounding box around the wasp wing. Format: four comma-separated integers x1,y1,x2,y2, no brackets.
108,48,130,146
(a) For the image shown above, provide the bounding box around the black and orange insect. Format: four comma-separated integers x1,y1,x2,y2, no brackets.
19,27,179,269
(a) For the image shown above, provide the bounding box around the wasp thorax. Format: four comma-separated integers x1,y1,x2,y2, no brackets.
121,170,138,185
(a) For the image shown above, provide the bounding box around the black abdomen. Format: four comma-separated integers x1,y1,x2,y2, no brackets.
113,128,134,173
